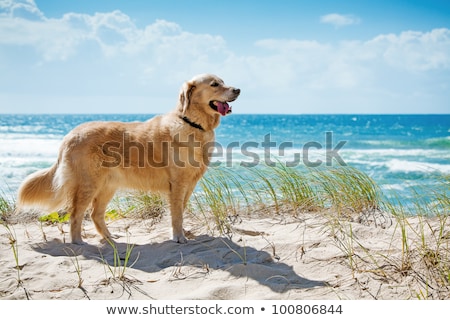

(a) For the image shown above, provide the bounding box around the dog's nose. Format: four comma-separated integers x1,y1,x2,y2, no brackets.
233,88,241,95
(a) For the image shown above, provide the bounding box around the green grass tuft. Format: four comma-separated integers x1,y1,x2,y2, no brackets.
312,166,382,215
0,190,15,222
109,191,165,220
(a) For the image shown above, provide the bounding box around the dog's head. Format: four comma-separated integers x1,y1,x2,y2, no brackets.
179,74,240,116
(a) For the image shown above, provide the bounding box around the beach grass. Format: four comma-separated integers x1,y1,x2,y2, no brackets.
0,189,14,222
109,191,166,220
192,164,385,228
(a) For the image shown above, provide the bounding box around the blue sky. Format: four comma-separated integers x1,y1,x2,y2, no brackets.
0,0,449,114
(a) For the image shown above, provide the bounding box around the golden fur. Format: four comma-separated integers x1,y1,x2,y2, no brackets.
17,74,240,244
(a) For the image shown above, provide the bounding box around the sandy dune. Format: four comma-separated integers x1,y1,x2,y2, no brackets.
1,210,447,300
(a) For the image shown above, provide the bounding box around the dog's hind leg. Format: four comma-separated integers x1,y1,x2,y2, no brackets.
69,188,95,245
90,188,116,241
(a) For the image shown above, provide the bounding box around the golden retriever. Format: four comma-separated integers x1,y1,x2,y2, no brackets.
17,74,240,244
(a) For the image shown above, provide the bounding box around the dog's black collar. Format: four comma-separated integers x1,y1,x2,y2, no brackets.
180,116,205,131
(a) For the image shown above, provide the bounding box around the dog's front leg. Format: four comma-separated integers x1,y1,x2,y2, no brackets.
168,188,187,244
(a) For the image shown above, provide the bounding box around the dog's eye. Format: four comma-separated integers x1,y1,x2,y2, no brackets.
211,82,219,87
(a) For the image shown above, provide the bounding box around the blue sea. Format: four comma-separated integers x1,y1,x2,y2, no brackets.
1,114,449,209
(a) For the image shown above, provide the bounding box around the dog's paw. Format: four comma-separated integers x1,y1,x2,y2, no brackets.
100,233,123,246
172,234,188,244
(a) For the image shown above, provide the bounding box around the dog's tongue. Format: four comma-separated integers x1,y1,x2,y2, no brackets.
215,101,232,116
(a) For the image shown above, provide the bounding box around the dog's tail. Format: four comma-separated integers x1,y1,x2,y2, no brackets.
17,162,67,212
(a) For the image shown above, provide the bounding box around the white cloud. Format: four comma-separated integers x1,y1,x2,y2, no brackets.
367,28,450,71
247,28,450,89
0,0,44,19
0,2,229,83
320,13,360,28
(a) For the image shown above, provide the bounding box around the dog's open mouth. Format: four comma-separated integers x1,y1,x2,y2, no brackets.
210,101,232,116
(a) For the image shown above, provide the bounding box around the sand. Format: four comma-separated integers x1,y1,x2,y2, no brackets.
0,209,448,300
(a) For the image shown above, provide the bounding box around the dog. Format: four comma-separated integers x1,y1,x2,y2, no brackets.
17,74,240,244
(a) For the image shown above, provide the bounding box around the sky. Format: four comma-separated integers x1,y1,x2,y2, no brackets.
0,0,449,114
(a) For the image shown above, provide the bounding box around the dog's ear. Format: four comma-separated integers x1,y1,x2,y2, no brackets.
179,81,196,115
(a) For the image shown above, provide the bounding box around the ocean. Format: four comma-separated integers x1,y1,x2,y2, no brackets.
1,114,449,209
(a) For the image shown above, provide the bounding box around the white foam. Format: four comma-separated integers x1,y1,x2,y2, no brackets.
385,159,450,174
343,148,446,157
382,184,406,191
0,136,60,194
0,137,61,158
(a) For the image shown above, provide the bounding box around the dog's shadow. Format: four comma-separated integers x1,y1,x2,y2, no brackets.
32,235,327,294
